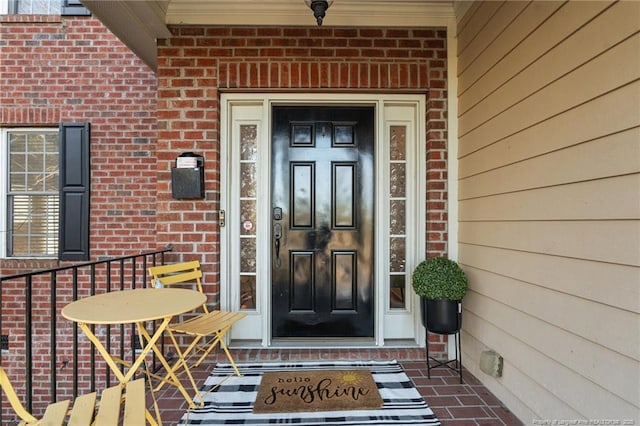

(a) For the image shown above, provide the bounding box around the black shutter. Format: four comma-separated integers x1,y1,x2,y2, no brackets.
61,0,90,16
59,123,90,261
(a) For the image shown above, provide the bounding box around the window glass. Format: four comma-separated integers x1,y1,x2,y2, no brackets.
5,130,59,257
239,124,258,310
389,125,407,309
9,0,61,14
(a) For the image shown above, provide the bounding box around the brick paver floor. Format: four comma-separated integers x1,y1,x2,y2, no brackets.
148,348,523,425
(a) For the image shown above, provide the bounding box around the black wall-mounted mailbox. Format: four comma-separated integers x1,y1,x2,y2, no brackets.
171,152,205,199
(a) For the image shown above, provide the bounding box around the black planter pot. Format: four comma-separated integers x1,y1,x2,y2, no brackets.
420,297,462,335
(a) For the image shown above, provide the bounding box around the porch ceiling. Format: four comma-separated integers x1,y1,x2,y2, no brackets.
81,0,458,71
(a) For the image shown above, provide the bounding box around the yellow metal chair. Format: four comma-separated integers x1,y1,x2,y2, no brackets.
148,261,247,382
0,366,148,426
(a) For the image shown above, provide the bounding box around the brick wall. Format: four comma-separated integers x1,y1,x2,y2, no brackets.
0,19,451,414
157,26,449,293
0,14,158,275
0,14,157,416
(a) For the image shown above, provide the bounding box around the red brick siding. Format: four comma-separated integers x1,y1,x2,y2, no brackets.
0,15,157,416
0,15,158,271
157,25,450,357
157,25,449,281
0,19,450,415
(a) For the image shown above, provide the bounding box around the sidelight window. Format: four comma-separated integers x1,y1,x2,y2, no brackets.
239,124,258,310
389,125,408,309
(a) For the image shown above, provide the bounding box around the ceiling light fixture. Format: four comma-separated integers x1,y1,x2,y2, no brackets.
304,0,334,26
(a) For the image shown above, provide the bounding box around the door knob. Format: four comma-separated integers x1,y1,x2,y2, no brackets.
274,223,282,268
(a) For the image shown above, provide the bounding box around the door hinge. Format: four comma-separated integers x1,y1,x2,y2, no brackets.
219,210,226,227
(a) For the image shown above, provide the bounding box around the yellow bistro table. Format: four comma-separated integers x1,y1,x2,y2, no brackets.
62,288,207,422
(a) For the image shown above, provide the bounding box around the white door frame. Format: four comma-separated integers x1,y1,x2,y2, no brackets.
220,93,426,348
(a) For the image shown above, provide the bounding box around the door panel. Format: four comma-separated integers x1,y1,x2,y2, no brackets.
271,106,375,338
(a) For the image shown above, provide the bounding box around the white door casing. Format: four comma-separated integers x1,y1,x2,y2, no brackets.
220,93,426,347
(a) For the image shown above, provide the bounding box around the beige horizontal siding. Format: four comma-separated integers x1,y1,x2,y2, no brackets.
457,1,530,77
463,293,639,418
464,267,638,361
459,32,640,156
458,84,640,178
459,130,640,199
456,0,505,61
462,328,541,420
459,244,639,315
459,1,622,113
455,0,640,421
459,174,640,222
459,221,639,266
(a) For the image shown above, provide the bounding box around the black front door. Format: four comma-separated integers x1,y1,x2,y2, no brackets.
271,106,375,338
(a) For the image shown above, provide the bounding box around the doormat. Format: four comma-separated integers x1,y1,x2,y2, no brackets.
253,369,383,413
179,360,441,425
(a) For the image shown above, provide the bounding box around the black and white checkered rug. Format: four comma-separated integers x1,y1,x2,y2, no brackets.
178,360,441,425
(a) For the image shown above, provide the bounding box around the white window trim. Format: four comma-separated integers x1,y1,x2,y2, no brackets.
0,127,59,259
0,128,7,257
0,0,62,15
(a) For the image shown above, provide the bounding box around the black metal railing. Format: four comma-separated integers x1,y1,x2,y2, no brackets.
0,245,172,421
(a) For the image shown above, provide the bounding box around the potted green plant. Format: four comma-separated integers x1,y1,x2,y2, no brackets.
412,256,468,334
